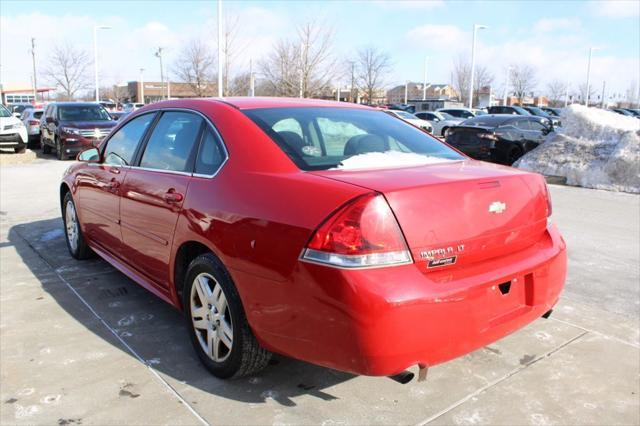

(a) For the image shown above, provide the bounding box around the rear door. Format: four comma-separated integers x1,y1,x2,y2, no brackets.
119,111,204,287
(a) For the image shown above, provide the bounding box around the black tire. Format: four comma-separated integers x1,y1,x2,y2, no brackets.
507,146,524,165
183,253,271,379
62,192,92,260
42,136,52,154
441,126,449,137
14,146,26,154
56,138,65,160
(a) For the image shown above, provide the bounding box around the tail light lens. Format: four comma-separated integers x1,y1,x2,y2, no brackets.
302,193,412,268
28,120,39,125
478,133,498,141
543,182,553,227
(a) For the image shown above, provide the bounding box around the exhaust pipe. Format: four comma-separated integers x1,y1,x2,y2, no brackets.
388,370,415,384
542,309,553,319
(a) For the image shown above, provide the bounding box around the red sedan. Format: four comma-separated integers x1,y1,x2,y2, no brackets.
60,98,566,380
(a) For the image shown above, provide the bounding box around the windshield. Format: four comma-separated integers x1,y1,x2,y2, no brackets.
0,105,11,118
244,107,464,171
439,112,455,120
58,105,112,121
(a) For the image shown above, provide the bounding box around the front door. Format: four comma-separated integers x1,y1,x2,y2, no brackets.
76,113,156,256
119,111,204,287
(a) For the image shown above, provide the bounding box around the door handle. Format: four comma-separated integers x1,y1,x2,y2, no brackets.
106,178,120,190
163,190,184,203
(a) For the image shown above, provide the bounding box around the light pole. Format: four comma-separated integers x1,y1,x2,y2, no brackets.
404,80,409,104
502,66,512,105
155,48,164,100
93,25,112,102
585,47,599,107
30,38,37,102
422,56,429,100
468,24,487,109
249,58,255,97
217,0,223,97
139,68,145,103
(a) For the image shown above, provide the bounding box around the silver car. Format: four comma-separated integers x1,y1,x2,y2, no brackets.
414,111,464,137
20,108,44,148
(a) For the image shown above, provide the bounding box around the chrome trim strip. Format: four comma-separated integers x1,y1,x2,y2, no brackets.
128,166,193,177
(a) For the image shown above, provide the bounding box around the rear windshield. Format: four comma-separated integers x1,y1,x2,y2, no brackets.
461,116,514,127
58,105,112,121
33,111,43,119
244,107,463,171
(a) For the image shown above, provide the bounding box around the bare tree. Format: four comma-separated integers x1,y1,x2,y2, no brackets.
173,39,215,97
577,83,597,105
451,55,493,105
41,43,92,100
546,79,567,107
260,20,336,98
355,46,391,105
220,16,250,96
510,64,537,104
101,84,130,105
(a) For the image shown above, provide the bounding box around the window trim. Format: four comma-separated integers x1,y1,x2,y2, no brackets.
100,111,159,167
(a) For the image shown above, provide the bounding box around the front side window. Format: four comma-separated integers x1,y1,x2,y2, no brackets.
104,113,155,166
140,111,203,172
0,105,10,118
59,105,112,121
245,107,464,171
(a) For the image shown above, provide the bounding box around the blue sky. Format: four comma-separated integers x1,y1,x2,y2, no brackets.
1,0,638,97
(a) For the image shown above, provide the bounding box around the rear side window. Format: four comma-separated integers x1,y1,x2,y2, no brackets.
104,113,155,166
515,120,531,130
140,111,203,172
194,127,226,175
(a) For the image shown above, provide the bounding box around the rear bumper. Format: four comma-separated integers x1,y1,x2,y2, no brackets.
235,224,566,376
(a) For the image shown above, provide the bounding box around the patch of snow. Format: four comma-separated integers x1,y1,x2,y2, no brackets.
333,151,456,171
515,104,639,193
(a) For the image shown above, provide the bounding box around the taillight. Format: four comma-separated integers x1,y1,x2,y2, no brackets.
543,182,553,227
28,120,39,125
301,193,412,268
478,133,498,141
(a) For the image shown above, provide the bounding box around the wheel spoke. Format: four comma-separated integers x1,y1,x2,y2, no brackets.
211,284,222,307
195,275,211,304
216,292,227,314
219,321,233,349
210,332,220,360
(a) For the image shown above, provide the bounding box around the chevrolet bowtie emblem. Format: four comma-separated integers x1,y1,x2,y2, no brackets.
488,201,507,214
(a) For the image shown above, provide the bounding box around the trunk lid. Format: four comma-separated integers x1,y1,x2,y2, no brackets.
445,126,493,146
311,160,549,270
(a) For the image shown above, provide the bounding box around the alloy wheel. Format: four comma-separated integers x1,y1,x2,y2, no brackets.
190,272,233,362
65,200,78,252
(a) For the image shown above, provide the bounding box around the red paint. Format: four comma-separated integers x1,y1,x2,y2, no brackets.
62,98,566,376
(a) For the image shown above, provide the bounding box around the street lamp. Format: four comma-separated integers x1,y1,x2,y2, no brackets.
139,68,145,104
468,24,488,109
585,47,601,107
502,65,512,106
155,48,164,100
93,25,112,102
422,56,429,100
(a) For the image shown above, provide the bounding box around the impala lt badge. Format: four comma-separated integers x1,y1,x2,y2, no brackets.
489,201,507,214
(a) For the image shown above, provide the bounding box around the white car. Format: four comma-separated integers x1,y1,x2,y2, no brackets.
436,107,487,120
0,104,28,153
384,109,433,133
20,108,44,148
414,111,464,137
123,103,144,113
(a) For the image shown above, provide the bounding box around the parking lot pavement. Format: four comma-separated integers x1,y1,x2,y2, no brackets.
1,159,638,425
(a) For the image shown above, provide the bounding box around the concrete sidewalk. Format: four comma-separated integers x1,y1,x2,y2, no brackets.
1,160,638,425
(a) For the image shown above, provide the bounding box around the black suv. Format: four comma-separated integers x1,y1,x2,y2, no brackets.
41,102,117,160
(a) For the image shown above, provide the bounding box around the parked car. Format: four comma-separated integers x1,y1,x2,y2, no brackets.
445,114,553,164
541,106,563,117
610,108,638,118
384,109,433,133
123,103,145,113
436,107,478,119
8,103,34,117
41,102,117,160
414,111,464,136
522,106,561,128
487,105,532,116
622,108,640,117
20,108,44,148
0,104,28,153
110,111,129,121
60,98,565,380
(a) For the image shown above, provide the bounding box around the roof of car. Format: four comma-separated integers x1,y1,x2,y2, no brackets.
213,97,373,110
51,102,103,107
463,114,535,125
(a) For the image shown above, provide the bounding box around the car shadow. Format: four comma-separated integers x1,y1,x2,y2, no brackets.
8,217,356,407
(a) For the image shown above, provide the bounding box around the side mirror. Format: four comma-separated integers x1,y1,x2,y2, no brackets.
12,112,21,118
77,147,100,162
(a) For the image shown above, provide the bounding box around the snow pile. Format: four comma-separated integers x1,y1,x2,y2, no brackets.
334,151,456,170
515,104,640,193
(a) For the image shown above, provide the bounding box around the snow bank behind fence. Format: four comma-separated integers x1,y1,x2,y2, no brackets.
514,104,640,193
